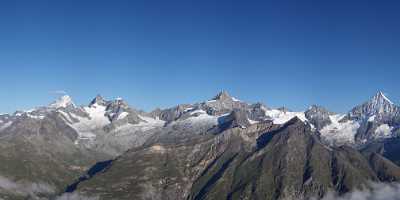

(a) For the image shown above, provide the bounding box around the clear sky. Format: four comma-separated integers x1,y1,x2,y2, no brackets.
1,0,399,113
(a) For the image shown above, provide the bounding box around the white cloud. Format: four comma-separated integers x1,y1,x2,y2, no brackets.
55,192,99,200
0,175,55,196
0,175,97,200
51,90,68,95
318,182,400,200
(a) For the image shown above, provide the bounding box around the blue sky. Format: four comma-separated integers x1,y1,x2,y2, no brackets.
0,0,399,113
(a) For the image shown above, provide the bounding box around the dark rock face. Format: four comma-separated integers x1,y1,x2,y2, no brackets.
105,99,138,123
363,152,400,182
151,104,194,123
305,105,333,130
99,98,146,130
71,118,400,200
362,137,400,166
217,109,252,131
247,102,269,121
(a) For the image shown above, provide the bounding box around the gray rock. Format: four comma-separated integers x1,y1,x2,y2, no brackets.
305,105,333,130
199,91,249,116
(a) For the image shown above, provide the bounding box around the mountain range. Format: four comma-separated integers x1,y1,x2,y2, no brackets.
0,91,400,200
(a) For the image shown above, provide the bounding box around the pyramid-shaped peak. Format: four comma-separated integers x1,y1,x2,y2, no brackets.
371,91,393,105
214,91,231,100
349,91,398,119
49,95,75,109
306,105,333,114
211,90,242,102
286,116,304,125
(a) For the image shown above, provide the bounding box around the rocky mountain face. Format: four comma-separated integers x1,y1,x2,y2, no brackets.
0,95,164,199
1,91,400,200
304,105,333,130
316,92,400,146
0,109,102,200
347,92,399,123
348,92,400,143
69,118,400,200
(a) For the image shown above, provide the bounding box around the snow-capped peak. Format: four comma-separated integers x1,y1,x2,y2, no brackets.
49,95,75,109
348,91,398,120
372,91,393,105
364,91,396,115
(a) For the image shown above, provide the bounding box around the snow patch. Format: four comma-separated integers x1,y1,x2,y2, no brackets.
368,115,376,122
264,109,307,124
60,104,110,142
248,118,258,124
139,115,165,125
113,115,165,136
26,113,45,120
231,97,241,102
184,107,194,112
379,92,394,105
170,109,219,129
49,95,75,109
117,112,129,120
150,145,166,153
0,121,12,131
374,124,393,139
320,115,360,145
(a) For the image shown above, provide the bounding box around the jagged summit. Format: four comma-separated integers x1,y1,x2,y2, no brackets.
213,90,231,100
359,91,397,116
346,91,399,123
111,97,129,108
49,95,75,109
211,90,240,102
304,105,333,130
89,94,108,106
371,91,394,105
306,105,334,115
277,106,291,112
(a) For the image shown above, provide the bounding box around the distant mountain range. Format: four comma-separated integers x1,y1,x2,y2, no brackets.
1,91,400,200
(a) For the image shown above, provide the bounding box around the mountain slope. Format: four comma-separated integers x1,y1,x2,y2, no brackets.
0,95,164,199
0,111,104,199
1,91,400,199
69,118,400,200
